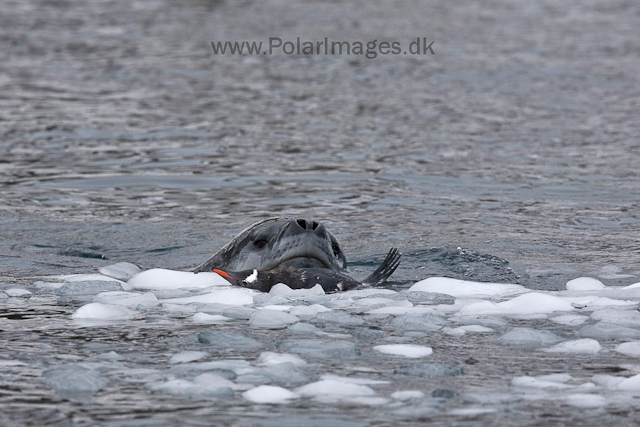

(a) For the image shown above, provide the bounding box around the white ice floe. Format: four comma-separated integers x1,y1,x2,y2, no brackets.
617,374,640,391
543,339,601,354
550,314,588,326
243,385,299,404
373,344,433,358
591,308,640,326
563,393,607,408
409,277,526,298
257,352,307,367
269,283,325,297
72,303,134,321
94,291,158,307
249,310,299,329
192,313,231,324
615,342,640,357
149,373,235,398
161,288,256,306
4,288,32,297
169,351,208,364
566,277,606,291
459,292,573,317
56,273,124,284
294,379,381,404
511,375,573,389
99,262,141,281
320,374,389,385
127,269,229,290
391,390,425,400
289,304,331,318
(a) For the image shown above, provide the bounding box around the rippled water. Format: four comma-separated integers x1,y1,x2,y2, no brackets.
1,0,640,425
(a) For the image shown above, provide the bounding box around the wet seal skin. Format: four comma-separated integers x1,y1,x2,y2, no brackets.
192,217,401,293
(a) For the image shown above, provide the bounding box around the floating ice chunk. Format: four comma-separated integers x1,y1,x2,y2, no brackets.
243,385,299,404
250,310,299,329
395,363,463,377
592,374,624,389
287,322,324,336
367,306,413,315
197,331,263,350
32,281,66,291
460,293,573,317
295,379,376,398
258,305,293,312
410,277,526,298
498,328,564,348
162,288,255,306
57,273,123,284
397,291,455,305
128,269,229,290
617,374,640,391
92,351,123,361
544,339,601,354
355,297,396,306
615,342,640,357
57,281,123,297
591,308,640,326
391,390,425,400
391,315,443,333
511,376,573,389
579,322,640,341
99,262,141,281
314,311,364,326
566,277,606,291
278,339,359,359
192,313,230,324
320,374,388,385
163,303,197,313
150,373,235,398
461,325,494,333
169,351,208,364
4,288,32,298
95,291,158,307
72,303,134,321
550,314,588,326
564,393,607,408
373,344,433,358
43,365,106,400
258,352,307,367
599,265,636,280
289,304,331,319
445,327,466,337
269,283,325,297
222,307,256,319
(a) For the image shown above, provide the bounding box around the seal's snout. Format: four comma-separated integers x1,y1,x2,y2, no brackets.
291,218,326,236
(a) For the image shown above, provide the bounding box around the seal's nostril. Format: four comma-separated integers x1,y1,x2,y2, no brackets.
312,221,318,230
296,219,307,230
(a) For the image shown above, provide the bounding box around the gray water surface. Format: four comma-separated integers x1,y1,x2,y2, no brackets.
1,0,640,425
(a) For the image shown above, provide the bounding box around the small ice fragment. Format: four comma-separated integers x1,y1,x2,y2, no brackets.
278,339,359,359
320,374,388,385
498,328,564,348
445,327,466,337
258,305,293,312
615,342,640,357
128,269,229,290
95,291,158,307
162,288,255,306
99,262,141,281
193,313,230,324
544,339,601,354
511,376,573,389
289,304,331,319
373,344,433,358
391,315,443,333
197,331,263,350
460,325,494,333
566,277,606,291
592,374,624,389
150,373,234,398
409,277,526,298
564,394,607,408
579,322,640,341
295,379,376,397
250,310,299,329
93,351,123,361
598,265,636,280
43,365,106,399
221,307,256,319
4,288,32,298
56,273,123,283
169,351,208,364
550,314,587,326
287,322,323,336
591,308,640,326
258,352,307,366
72,303,133,321
269,283,325,296
57,281,123,297
243,385,299,404
314,311,364,326
460,293,573,316
391,390,425,400
617,374,640,391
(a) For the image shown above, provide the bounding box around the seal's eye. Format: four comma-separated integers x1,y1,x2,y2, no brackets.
332,243,341,257
254,239,268,249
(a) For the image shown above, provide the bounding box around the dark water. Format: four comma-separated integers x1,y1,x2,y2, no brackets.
1,0,640,425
